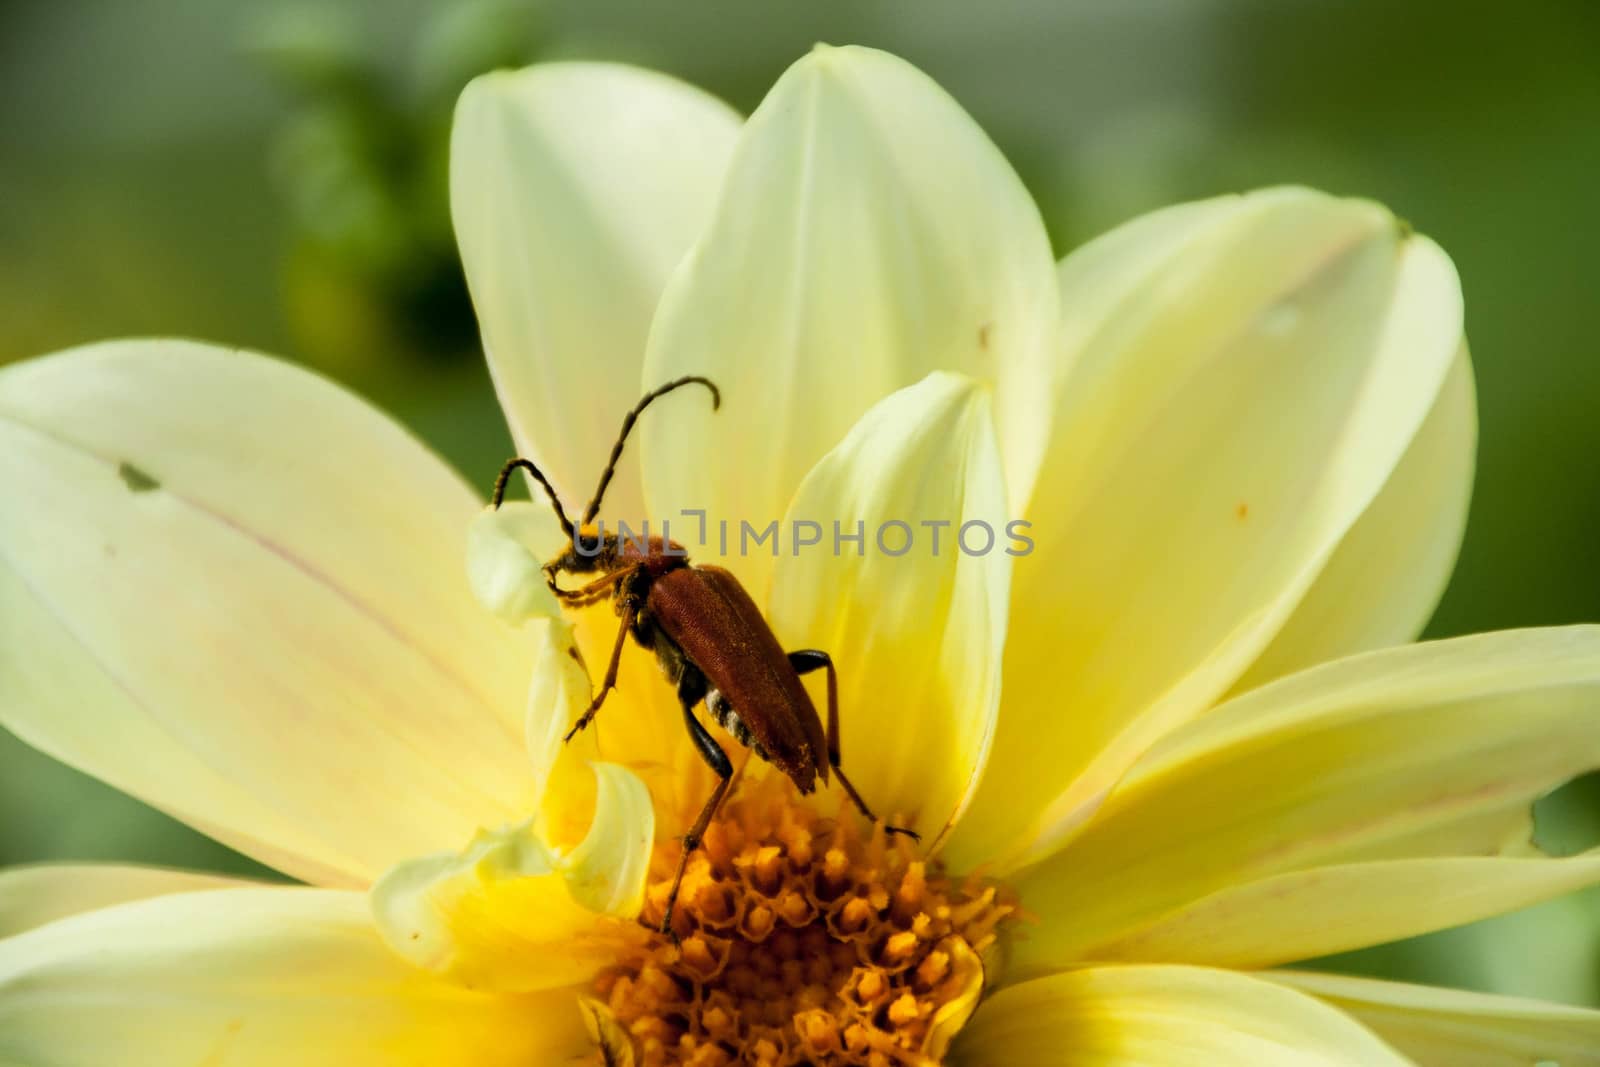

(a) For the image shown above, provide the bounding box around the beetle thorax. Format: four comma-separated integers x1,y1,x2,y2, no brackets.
589,774,1014,1066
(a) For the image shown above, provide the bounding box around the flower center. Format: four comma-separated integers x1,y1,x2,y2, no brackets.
590,774,1013,1066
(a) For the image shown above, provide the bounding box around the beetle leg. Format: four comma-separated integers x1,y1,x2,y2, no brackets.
556,585,616,609
564,595,639,743
549,566,630,605
553,582,622,610
788,649,920,842
660,673,733,940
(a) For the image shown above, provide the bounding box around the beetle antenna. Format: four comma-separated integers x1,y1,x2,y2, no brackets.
492,457,575,539
582,376,721,525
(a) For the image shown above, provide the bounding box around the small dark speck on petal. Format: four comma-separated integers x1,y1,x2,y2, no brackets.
1235,502,1250,521
118,461,160,492
978,322,994,351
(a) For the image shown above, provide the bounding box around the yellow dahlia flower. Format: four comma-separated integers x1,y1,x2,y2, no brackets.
3,43,1600,1066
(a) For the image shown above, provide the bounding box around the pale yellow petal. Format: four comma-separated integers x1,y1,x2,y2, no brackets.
0,341,537,886
0,887,585,1066
951,189,1463,872
556,762,655,916
522,618,592,812
371,762,652,993
513,587,679,838
1082,853,1600,970
1009,628,1600,978
1268,970,1600,1067
768,373,1010,845
1237,345,1476,690
453,63,740,521
950,965,1411,1066
0,863,256,938
466,502,564,623
640,45,1058,598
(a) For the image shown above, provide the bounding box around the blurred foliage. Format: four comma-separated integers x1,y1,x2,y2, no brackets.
252,1,544,371
2,0,1597,1003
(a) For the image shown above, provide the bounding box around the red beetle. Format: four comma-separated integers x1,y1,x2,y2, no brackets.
491,377,916,935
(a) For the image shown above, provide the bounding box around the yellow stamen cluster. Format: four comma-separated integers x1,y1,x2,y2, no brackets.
593,775,1012,1066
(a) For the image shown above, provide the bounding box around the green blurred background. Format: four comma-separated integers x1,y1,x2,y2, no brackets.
3,0,1597,1004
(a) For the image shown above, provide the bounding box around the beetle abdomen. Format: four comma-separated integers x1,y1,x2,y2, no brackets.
707,688,769,761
